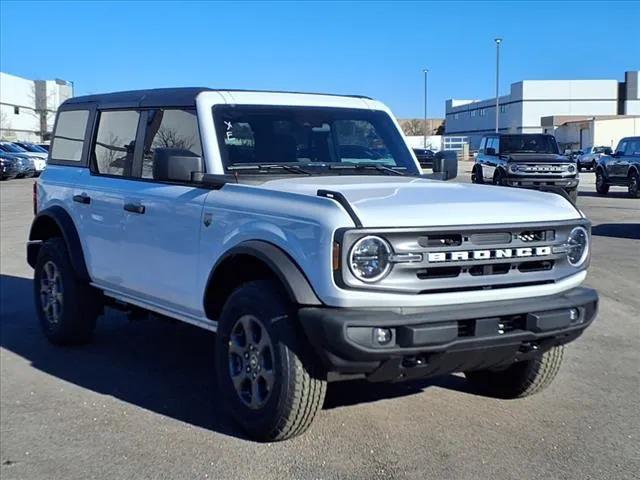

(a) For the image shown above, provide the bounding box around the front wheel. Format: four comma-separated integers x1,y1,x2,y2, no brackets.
215,280,326,441
465,346,565,399
629,170,640,198
595,170,609,195
493,169,506,186
566,188,578,203
471,165,484,184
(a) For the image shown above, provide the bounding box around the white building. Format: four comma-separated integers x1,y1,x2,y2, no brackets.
445,70,639,149
0,72,73,142
542,115,640,151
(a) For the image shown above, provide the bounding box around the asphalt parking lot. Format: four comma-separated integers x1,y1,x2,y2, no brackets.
1,170,638,480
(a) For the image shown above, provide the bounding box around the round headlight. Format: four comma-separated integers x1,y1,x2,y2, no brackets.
567,164,576,173
566,226,589,267
508,164,519,173
349,236,392,283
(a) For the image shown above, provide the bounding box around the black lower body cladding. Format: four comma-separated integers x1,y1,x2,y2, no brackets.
504,176,579,190
298,287,597,383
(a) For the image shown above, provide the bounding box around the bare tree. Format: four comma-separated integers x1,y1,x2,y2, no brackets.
153,127,195,151
0,110,11,138
399,119,424,136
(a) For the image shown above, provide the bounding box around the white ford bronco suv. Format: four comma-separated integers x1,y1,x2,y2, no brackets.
28,88,598,441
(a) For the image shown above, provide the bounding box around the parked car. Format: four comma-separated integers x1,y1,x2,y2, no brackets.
0,141,46,175
578,146,612,171
595,136,640,197
0,154,20,180
565,149,583,163
14,156,36,178
28,88,597,441
472,133,579,202
412,147,435,169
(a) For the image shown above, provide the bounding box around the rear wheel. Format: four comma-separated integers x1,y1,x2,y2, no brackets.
215,280,326,441
629,170,640,198
34,238,102,344
595,169,609,195
465,346,564,399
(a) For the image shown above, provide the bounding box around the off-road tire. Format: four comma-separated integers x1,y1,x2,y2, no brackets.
595,170,609,195
471,165,484,184
215,280,326,441
34,238,102,345
567,188,578,203
465,345,565,399
493,169,506,186
628,170,640,198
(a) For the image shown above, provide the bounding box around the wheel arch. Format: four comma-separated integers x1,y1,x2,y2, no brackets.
28,206,90,281
203,240,322,321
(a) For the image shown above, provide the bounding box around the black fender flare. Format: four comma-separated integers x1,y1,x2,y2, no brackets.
628,164,639,177
28,206,90,281
204,240,322,316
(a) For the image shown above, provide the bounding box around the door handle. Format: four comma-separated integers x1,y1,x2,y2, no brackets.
73,194,91,204
124,202,145,214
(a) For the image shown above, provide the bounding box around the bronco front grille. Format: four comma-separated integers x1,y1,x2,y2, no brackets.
339,221,586,294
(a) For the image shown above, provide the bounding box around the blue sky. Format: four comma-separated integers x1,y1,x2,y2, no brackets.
1,1,638,118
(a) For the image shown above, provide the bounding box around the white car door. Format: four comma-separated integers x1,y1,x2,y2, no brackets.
73,109,142,289
116,109,209,317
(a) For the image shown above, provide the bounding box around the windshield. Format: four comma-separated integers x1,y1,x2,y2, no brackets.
0,143,27,153
20,143,47,153
499,135,559,154
593,146,612,154
213,106,419,175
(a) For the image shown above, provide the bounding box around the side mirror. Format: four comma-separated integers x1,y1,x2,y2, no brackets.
152,148,203,183
432,150,458,180
485,147,496,156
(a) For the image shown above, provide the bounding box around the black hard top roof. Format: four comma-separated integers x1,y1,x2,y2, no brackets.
485,133,556,137
62,88,371,109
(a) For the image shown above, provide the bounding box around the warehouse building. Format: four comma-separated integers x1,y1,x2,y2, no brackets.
445,70,639,149
0,71,73,142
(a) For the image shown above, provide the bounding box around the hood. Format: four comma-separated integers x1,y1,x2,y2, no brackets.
502,153,569,163
256,176,581,228
1,152,32,160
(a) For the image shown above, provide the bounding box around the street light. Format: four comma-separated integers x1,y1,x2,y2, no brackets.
423,68,429,148
494,38,502,133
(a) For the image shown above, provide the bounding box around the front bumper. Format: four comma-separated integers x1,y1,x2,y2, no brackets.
505,175,579,189
299,287,597,382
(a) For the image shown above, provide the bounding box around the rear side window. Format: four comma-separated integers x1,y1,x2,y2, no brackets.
93,111,140,176
141,109,202,179
50,110,89,162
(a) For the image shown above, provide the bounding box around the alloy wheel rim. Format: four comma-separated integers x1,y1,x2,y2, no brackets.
228,314,275,410
40,261,63,324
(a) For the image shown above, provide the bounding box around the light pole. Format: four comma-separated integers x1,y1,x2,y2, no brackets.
423,68,429,148
494,38,502,133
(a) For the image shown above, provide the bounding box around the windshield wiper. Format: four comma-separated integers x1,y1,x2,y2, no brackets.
328,164,406,176
227,163,311,175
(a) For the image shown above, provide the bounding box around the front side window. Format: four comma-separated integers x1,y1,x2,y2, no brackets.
50,110,89,162
93,110,140,176
624,139,640,156
214,106,418,175
141,109,202,179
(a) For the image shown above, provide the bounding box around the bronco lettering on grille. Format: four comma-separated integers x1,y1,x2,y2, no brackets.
427,246,552,263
